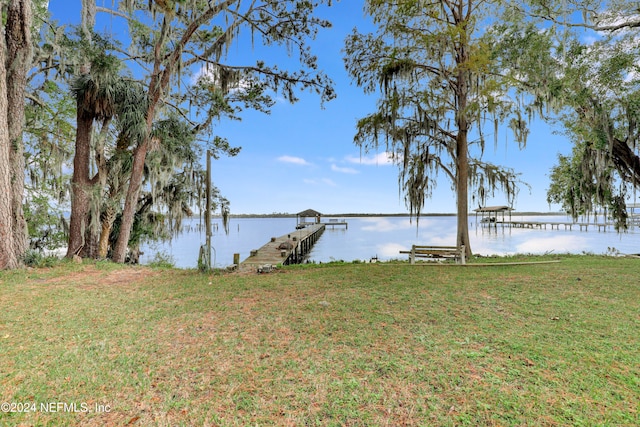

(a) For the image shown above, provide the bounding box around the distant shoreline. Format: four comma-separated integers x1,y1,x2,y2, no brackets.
213,212,567,219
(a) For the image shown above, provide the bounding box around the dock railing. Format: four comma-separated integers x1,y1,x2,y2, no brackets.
284,224,325,265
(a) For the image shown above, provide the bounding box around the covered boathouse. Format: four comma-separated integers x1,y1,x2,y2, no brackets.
474,205,513,225
296,209,322,229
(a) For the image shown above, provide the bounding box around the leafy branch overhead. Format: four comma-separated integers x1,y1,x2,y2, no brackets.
120,0,336,108
503,1,640,227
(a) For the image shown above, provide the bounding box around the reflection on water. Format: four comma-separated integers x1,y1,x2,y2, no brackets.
360,217,416,232
140,215,640,268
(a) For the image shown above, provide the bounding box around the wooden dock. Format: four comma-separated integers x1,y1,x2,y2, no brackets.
489,220,615,232
296,219,348,229
475,207,620,232
323,219,348,229
241,224,326,269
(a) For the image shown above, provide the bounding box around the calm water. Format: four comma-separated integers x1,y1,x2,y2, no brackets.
140,215,640,268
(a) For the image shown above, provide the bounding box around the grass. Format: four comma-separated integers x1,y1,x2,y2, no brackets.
0,256,639,426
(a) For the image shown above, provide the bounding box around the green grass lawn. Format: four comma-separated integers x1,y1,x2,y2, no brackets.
0,256,638,426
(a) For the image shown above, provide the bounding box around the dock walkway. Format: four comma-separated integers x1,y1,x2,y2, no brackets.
241,224,325,269
494,220,615,232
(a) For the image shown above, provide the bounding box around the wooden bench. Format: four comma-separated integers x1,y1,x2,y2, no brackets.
400,245,466,265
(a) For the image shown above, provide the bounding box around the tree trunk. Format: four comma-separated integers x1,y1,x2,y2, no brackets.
66,112,93,257
0,135,16,268
98,152,128,259
456,129,472,257
6,0,31,263
0,35,17,269
455,68,472,257
81,211,100,258
112,58,162,263
79,117,111,259
111,141,148,263
97,204,116,258
455,29,472,258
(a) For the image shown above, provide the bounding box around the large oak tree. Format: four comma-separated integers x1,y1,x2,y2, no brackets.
0,0,32,269
344,0,530,256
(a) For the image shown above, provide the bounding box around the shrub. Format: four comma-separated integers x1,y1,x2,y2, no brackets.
148,251,176,268
22,250,60,268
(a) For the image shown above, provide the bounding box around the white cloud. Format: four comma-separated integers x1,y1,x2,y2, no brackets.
191,65,213,86
331,164,359,174
277,155,310,165
346,152,395,166
191,64,252,91
192,64,291,105
303,178,337,187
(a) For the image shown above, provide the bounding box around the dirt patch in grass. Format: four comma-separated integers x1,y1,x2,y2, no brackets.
40,265,157,288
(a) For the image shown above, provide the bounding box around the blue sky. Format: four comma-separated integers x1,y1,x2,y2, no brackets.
49,1,572,215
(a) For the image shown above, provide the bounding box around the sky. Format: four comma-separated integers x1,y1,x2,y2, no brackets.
49,1,573,215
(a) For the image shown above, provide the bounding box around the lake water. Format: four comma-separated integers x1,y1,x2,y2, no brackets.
139,215,640,268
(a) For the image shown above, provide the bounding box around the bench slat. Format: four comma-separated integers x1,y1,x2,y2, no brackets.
413,245,458,249
414,252,457,256
401,244,466,265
